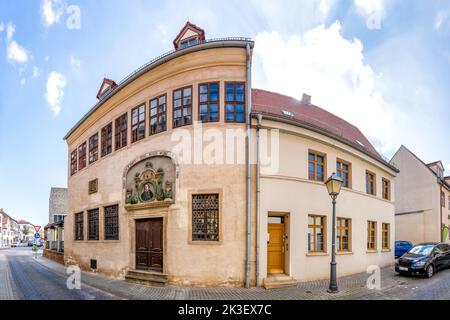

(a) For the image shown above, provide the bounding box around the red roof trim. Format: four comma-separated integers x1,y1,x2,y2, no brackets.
96,78,118,100
173,22,206,50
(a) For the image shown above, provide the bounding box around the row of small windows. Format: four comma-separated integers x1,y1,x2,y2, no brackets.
74,205,119,241
308,150,391,201
70,82,245,176
308,215,391,253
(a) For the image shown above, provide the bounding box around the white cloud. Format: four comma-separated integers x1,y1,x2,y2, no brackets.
45,72,67,115
69,55,82,73
41,0,65,27
6,23,14,41
254,21,394,154
33,66,41,78
0,22,4,33
5,23,29,64
20,78,26,86
7,40,29,63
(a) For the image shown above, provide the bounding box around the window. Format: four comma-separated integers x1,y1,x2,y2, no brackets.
173,86,192,128
101,122,113,157
74,212,84,241
104,205,119,240
70,149,77,176
180,37,199,49
88,209,99,241
366,171,376,196
367,221,377,250
448,196,450,210
336,159,351,188
337,218,351,252
308,151,326,182
88,179,98,195
131,104,145,143
89,133,99,164
199,82,219,123
382,223,390,250
382,178,391,200
78,142,87,170
308,215,326,252
149,95,167,135
192,194,219,241
225,82,245,123
115,113,128,150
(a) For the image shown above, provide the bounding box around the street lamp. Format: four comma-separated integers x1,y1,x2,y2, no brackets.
325,172,343,293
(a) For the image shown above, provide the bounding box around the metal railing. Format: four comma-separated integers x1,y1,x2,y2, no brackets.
99,37,253,103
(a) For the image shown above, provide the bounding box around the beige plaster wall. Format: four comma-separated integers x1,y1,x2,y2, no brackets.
391,146,447,244
255,122,396,283
65,47,256,286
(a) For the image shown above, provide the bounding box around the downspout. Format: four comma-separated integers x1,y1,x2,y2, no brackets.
255,113,263,287
245,43,252,288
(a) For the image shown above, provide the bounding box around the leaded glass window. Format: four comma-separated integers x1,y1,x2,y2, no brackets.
88,209,99,241
192,194,219,241
104,205,119,240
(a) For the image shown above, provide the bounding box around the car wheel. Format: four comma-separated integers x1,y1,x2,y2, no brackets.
426,265,434,278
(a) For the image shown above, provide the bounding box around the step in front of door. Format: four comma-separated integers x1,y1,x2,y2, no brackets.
263,276,297,290
125,269,168,287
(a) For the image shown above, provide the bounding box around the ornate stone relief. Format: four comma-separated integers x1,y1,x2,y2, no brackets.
124,155,175,210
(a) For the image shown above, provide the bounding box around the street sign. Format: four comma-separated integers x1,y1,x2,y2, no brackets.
34,226,41,233
34,233,40,239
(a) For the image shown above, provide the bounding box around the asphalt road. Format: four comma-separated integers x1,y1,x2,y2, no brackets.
0,247,119,300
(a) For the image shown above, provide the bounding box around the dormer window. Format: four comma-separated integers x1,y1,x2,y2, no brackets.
180,37,199,49
173,22,205,50
96,78,118,100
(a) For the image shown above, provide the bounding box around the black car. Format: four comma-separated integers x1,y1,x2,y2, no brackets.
395,242,450,278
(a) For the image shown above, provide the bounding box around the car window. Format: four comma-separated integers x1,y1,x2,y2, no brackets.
409,244,434,255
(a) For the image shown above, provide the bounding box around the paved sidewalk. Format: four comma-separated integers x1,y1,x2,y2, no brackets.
34,256,412,300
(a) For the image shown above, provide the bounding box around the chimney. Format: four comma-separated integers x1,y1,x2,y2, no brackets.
302,93,311,105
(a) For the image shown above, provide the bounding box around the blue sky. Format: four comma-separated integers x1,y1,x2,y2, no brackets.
1,0,450,225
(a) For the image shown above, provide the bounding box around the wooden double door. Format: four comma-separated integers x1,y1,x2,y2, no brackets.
136,218,163,272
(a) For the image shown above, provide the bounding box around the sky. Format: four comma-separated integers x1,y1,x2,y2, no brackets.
1,0,450,226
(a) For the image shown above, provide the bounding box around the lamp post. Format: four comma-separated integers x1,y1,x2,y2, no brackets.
325,172,343,293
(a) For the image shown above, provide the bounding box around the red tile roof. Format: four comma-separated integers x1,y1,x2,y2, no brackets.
252,89,380,158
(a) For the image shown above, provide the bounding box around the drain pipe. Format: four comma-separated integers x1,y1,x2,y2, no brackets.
255,113,263,287
245,43,252,288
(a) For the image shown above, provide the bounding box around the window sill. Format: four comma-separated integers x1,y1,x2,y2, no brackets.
306,252,328,257
366,250,378,254
381,249,391,252
337,251,353,255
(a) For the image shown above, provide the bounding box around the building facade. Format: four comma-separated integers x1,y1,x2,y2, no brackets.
44,187,68,253
64,22,397,287
391,145,450,245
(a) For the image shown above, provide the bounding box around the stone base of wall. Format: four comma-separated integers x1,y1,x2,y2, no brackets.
43,249,65,265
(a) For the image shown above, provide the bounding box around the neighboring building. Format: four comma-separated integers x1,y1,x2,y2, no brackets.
64,22,397,287
17,220,35,243
44,188,67,254
1,209,18,247
391,145,450,245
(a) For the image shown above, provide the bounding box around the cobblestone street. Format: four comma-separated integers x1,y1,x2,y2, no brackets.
2,247,450,300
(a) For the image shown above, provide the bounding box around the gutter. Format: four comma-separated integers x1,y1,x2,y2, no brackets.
64,38,254,141
245,43,252,288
